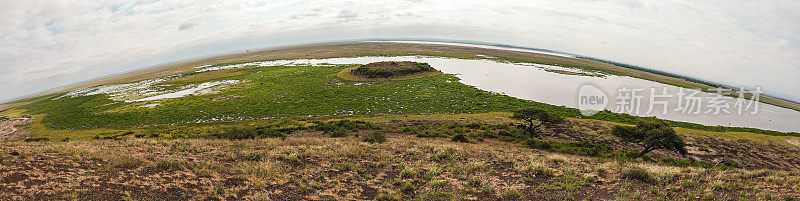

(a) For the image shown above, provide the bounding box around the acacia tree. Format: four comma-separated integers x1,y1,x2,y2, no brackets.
612,120,687,158
511,108,564,138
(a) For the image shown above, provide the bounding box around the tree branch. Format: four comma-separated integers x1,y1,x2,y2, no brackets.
638,146,656,158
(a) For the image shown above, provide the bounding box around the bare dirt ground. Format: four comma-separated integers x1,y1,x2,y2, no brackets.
787,139,800,148
0,118,33,141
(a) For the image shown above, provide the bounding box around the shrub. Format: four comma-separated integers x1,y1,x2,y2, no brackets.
94,131,135,140
511,107,564,138
351,61,435,78
524,139,552,150
658,157,715,169
216,126,258,139
451,134,469,142
400,167,416,179
520,164,554,177
620,166,656,183
497,130,511,136
612,120,687,158
416,131,445,138
552,142,612,157
503,188,523,200
312,120,375,135
330,128,348,137
24,137,50,142
258,129,287,139
363,132,387,143
719,159,740,169
213,126,288,140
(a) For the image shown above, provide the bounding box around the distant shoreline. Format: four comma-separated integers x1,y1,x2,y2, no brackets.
5,39,800,112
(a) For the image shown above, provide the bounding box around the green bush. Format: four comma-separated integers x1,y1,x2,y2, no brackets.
94,131,135,140
720,159,740,169
213,126,287,140
511,107,564,138
612,120,687,157
24,137,50,142
363,132,387,143
215,126,259,139
351,61,435,78
620,166,656,183
551,142,612,157
451,134,469,142
658,157,715,169
313,120,375,133
503,188,523,200
330,128,348,137
258,129,287,139
524,139,552,150
416,131,445,138
497,130,511,136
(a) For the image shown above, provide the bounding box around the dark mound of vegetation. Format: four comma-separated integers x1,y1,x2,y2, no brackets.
351,61,435,78
311,120,377,137
451,133,469,142
612,120,687,158
363,131,387,143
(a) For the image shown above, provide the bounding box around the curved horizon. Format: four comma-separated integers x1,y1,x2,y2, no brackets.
2,1,799,103
3,39,796,105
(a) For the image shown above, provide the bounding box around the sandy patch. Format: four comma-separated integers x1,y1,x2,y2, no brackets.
786,139,800,148
0,117,34,141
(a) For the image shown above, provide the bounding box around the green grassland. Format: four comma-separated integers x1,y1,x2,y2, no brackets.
9,42,798,112
15,61,798,138
21,64,537,129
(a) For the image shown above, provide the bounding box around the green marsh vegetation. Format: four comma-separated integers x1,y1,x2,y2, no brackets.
14,56,800,138
17,65,800,136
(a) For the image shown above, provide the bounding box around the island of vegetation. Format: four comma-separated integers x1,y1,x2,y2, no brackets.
351,61,436,78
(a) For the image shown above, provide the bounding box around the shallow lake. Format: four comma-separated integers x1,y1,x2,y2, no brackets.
199,56,800,133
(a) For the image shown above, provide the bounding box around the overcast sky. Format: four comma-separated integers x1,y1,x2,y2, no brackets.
2,0,799,102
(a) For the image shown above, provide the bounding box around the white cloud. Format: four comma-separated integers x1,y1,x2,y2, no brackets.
1,0,799,102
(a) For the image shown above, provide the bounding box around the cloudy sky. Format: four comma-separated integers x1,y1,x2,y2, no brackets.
1,0,799,102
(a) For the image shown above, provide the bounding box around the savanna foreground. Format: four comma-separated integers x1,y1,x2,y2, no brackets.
1,117,799,200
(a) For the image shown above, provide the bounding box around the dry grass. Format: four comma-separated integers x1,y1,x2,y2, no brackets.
1,134,798,200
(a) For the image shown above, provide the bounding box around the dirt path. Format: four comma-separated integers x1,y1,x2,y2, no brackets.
0,117,33,141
